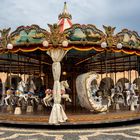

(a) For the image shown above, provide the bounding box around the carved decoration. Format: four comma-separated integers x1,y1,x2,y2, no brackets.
47,24,67,47
10,25,49,45
103,25,119,47
0,24,140,50
0,28,11,49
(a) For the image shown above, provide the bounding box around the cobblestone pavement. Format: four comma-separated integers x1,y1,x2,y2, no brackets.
0,124,140,140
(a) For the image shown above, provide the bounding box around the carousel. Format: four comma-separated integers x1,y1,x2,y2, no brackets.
0,2,140,125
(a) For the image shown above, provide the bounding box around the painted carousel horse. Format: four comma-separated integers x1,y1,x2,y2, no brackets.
60,80,72,102
110,83,125,110
43,89,53,107
26,79,39,105
26,79,36,95
110,88,125,104
43,80,72,107
125,83,139,110
15,80,28,102
4,89,15,105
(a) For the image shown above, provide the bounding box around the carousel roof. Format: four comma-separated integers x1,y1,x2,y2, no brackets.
0,2,140,74
58,2,72,32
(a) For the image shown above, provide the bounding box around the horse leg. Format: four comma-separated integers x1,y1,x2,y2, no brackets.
43,97,48,107
48,97,53,106
34,97,39,103
126,96,130,106
68,97,72,102
65,95,72,102
5,96,9,105
111,93,115,103
107,97,111,107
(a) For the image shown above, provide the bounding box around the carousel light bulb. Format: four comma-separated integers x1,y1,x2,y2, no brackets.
62,71,67,75
42,40,49,47
101,42,107,48
62,40,68,47
117,43,123,49
7,43,13,49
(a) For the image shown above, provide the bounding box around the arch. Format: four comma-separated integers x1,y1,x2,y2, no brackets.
116,78,130,88
99,77,114,91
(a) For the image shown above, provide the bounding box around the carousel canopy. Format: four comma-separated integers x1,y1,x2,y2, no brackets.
0,2,140,75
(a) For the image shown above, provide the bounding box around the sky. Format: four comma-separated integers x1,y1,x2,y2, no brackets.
0,0,140,33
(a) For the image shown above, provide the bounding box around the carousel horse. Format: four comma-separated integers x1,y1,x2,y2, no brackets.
4,89,15,105
110,83,125,110
43,89,53,107
60,80,72,102
115,82,125,101
43,80,72,107
15,80,28,102
125,83,139,110
27,79,36,95
26,79,39,105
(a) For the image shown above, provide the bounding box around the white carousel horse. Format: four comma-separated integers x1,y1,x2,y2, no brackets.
26,79,39,104
111,83,125,110
15,80,28,102
43,80,72,107
126,83,139,110
4,89,14,105
43,89,53,107
60,80,72,102
27,79,36,94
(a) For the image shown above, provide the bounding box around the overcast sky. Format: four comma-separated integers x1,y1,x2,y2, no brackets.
0,0,140,33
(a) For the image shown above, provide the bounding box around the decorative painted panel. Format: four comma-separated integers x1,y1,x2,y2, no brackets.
10,25,49,45
64,24,105,43
116,29,140,49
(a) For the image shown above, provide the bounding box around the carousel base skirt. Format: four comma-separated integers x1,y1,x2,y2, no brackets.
0,111,140,127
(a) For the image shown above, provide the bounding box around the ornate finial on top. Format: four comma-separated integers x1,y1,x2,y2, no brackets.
103,25,118,47
0,28,11,49
58,2,72,20
47,24,66,47
103,25,116,37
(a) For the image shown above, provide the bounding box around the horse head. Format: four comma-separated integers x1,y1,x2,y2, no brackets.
61,80,69,89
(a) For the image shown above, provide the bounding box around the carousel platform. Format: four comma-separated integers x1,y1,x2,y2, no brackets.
0,111,140,128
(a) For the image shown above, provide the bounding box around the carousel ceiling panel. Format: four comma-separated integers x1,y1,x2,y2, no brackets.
10,25,49,45
64,24,104,43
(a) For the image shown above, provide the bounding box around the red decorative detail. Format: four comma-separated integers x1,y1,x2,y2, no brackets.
45,89,65,95
58,2,72,32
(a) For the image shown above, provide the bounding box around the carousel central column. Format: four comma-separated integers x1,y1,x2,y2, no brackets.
47,48,68,124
